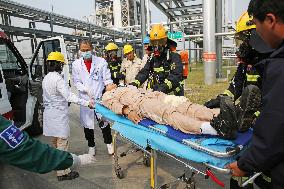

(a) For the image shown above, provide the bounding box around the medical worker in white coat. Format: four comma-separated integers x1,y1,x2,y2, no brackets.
42,52,95,181
72,40,115,156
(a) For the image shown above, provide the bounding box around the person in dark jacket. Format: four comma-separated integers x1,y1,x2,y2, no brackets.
0,115,95,179
228,1,284,188
105,42,125,85
204,12,272,110
130,24,184,96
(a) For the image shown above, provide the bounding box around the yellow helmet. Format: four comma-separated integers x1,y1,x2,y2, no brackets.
123,44,134,55
105,42,118,51
150,24,167,41
236,12,256,33
47,52,65,63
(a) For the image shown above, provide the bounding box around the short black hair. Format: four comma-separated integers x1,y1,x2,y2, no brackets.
248,0,284,22
79,40,93,49
46,60,63,72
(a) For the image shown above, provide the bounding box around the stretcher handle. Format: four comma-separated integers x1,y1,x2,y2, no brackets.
206,169,225,187
241,172,262,187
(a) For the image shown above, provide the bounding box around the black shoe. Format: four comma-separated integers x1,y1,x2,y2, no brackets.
57,171,79,181
210,96,238,140
237,85,261,132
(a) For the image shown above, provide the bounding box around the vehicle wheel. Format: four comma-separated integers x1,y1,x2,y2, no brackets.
115,167,124,179
25,101,43,136
143,154,151,167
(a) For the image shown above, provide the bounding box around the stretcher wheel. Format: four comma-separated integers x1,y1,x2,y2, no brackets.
120,152,126,157
143,155,151,167
186,183,196,189
115,167,124,179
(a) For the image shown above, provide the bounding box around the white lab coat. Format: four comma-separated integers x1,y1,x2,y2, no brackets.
42,72,89,138
72,55,113,129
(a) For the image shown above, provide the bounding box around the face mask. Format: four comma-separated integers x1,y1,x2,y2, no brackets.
80,51,92,60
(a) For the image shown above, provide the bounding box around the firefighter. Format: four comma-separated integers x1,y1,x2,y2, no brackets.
205,12,273,132
204,12,273,189
130,24,183,96
204,12,272,110
105,42,125,85
228,1,284,188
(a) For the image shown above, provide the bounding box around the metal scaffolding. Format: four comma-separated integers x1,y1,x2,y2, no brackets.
121,0,130,26
95,0,114,27
0,0,134,44
150,0,203,33
94,0,142,29
0,0,238,84
149,0,236,85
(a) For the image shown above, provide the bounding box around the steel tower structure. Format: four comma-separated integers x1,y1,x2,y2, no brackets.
94,0,141,28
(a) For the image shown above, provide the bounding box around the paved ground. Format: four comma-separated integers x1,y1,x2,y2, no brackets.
0,104,233,189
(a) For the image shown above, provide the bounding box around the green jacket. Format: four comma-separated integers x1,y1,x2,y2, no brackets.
0,116,73,173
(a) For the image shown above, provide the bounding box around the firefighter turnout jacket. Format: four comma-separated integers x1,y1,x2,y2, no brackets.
205,62,262,109
224,63,262,101
105,57,125,85
131,50,183,95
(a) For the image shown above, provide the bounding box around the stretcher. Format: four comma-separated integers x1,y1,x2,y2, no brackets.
95,103,257,188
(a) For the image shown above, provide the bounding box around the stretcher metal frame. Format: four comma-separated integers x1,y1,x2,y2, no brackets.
98,108,260,188
112,127,261,188
112,129,228,188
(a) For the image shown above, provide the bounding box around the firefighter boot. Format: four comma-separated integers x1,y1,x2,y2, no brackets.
210,96,238,140
237,85,261,132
